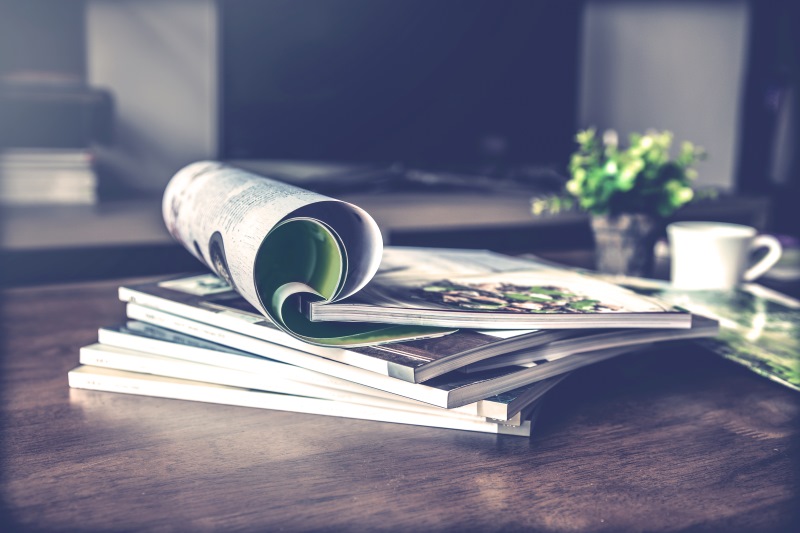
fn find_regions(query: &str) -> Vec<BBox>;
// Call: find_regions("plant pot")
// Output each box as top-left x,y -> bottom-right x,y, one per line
590,213 -> 661,277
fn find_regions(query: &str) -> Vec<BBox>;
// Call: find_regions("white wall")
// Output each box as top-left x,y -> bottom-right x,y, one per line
87,0 -> 217,194
580,0 -> 750,192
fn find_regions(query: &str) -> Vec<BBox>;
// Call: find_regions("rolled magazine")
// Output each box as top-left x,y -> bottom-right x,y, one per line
162,162 -> 690,349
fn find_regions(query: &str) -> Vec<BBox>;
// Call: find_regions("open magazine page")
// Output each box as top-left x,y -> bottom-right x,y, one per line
610,278 -> 800,392
162,162 -> 447,346
308,247 -> 689,329
560,261 -> 799,391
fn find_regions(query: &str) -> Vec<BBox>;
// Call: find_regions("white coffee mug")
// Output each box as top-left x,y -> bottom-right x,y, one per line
667,221 -> 782,290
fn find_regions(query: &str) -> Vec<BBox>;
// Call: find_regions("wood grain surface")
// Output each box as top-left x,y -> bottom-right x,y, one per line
1,277 -> 798,532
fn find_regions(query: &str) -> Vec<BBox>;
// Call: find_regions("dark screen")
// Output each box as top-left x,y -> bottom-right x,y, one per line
220,0 -> 582,170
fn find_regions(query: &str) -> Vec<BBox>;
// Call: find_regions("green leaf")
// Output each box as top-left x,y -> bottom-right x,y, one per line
528,287 -> 569,296
569,299 -> 600,310
505,293 -> 552,302
422,285 -> 450,292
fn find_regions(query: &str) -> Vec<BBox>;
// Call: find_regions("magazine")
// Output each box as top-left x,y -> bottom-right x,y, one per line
604,278 -> 800,392
161,162 -> 689,348
462,315 -> 719,372
120,274 -> 581,383
305,253 -> 689,329
79,343 -> 529,425
125,301 -> 643,411
68,366 -> 534,437
95,321 -> 568,422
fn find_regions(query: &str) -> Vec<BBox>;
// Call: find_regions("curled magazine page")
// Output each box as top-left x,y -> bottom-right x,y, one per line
162,161 -> 448,346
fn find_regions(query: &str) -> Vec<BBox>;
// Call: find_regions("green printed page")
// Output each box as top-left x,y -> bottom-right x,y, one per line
624,281 -> 800,391
254,218 -> 450,346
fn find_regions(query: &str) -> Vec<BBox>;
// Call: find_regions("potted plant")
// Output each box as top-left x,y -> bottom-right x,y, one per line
533,128 -> 706,276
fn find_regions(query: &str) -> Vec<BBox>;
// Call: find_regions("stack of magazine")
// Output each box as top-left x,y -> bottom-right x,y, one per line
69,162 -> 720,437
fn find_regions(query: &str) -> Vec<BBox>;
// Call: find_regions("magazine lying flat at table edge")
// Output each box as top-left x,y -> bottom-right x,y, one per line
548,262 -> 800,393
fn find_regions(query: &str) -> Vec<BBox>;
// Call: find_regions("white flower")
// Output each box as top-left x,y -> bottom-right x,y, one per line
602,129 -> 618,147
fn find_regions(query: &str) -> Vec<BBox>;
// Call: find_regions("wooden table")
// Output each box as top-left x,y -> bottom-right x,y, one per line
1,278 -> 798,531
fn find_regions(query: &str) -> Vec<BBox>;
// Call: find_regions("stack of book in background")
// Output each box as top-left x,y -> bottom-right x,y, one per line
69,248 -> 718,438
0,148 -> 97,205
0,79 -> 112,205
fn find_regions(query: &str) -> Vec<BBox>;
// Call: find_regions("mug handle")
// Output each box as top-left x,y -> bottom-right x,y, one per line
743,235 -> 783,281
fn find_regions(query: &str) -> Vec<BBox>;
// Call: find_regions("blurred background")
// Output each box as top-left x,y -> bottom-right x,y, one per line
1,0 -> 798,285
